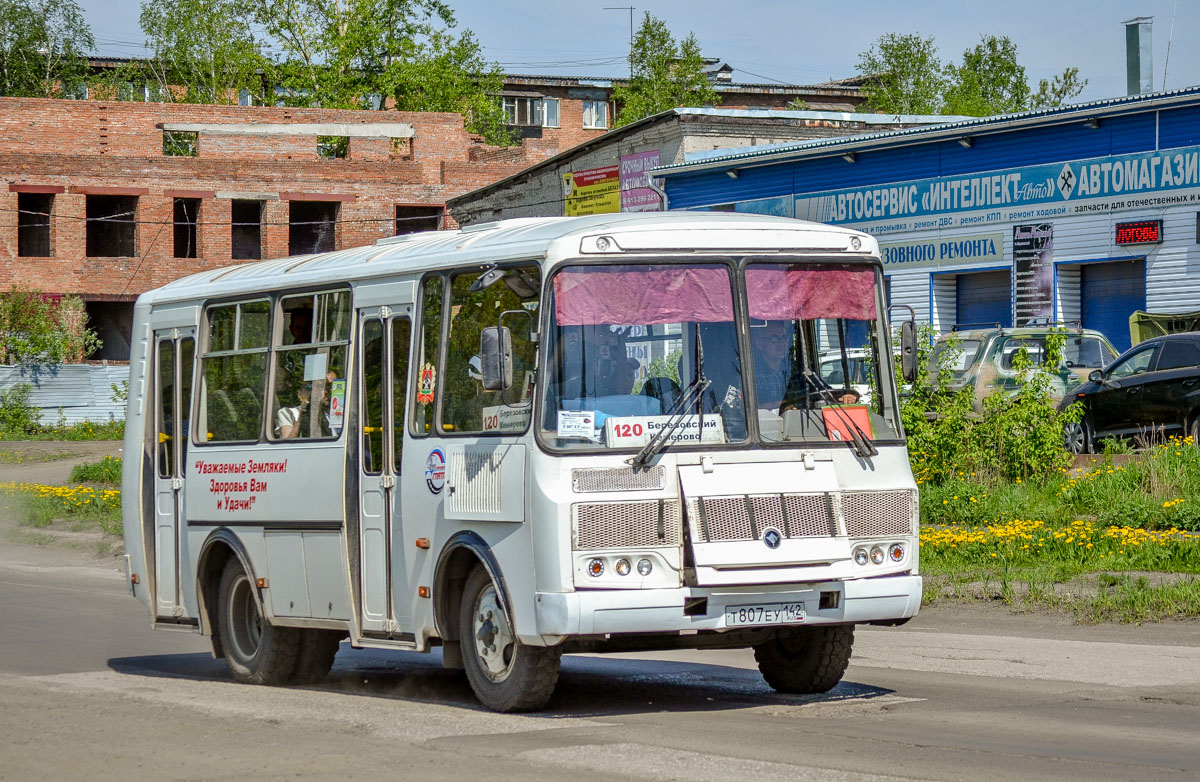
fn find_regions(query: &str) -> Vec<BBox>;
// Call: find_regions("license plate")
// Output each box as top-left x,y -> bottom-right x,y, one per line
724,602 -> 806,627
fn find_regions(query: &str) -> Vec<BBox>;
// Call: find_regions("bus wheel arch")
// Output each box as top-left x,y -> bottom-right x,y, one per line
196,530 -> 257,660
433,531 -> 511,647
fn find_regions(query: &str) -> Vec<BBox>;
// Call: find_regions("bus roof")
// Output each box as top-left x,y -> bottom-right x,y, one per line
138,212 -> 877,307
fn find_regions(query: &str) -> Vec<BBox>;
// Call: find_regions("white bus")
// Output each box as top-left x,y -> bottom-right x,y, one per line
122,212 -> 922,712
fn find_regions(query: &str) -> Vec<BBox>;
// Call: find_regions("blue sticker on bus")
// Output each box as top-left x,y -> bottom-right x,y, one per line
424,448 -> 446,495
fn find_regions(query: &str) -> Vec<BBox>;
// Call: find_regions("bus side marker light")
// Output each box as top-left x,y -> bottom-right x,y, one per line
587,558 -> 604,577
416,538 -> 430,549
418,587 -> 430,598
256,577 -> 269,588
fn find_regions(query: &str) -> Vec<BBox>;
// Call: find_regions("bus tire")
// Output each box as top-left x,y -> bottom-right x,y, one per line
459,566 -> 561,712
291,630 -> 344,685
753,624 -> 854,695
217,559 -> 300,686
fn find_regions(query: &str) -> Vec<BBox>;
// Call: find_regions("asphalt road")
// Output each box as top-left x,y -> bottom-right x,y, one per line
2,541 -> 1199,782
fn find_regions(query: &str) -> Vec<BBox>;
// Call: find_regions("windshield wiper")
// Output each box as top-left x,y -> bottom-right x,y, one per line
630,328 -> 710,469
802,368 -> 877,458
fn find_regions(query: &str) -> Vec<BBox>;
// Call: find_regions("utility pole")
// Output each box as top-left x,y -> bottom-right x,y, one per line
605,6 -> 635,80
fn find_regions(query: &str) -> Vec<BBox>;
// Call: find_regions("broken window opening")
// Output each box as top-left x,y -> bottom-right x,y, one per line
86,195 -> 137,257
17,193 -> 53,257
163,131 -> 198,157
173,198 -> 200,259
317,136 -> 348,159
395,205 -> 443,236
231,199 -> 263,260
289,201 -> 338,255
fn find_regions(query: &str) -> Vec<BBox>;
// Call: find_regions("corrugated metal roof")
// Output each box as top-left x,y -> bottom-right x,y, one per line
653,86 -> 1200,175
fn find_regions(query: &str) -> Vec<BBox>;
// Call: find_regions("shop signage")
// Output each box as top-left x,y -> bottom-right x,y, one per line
1013,224 -> 1054,323
563,165 -> 620,216
794,144 -> 1200,234
620,150 -> 663,212
878,233 -> 1005,270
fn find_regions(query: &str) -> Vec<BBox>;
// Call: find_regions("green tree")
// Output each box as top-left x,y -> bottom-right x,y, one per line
943,35 -> 1029,116
1030,66 -> 1088,109
611,12 -> 718,128
856,32 -> 945,115
0,0 -> 93,98
0,288 -> 101,364
252,0 -> 512,144
135,0 -> 271,105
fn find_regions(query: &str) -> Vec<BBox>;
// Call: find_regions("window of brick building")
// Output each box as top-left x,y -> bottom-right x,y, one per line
173,198 -> 200,258
232,199 -> 263,260
582,100 -> 609,129
542,98 -> 560,128
163,131 -> 198,157
289,201 -> 338,255
317,136 -> 348,159
395,205 -> 443,236
503,96 -> 543,126
17,193 -> 53,257
86,195 -> 137,257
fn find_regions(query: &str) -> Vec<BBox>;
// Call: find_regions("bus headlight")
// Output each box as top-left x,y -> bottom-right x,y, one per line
587,558 -> 605,577
869,546 -> 885,565
637,558 -> 653,576
854,548 -> 869,566
614,558 -> 631,576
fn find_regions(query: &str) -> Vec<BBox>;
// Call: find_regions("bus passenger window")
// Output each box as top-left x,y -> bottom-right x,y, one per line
199,300 -> 270,443
270,290 -> 350,440
442,266 -> 539,435
411,275 -> 443,437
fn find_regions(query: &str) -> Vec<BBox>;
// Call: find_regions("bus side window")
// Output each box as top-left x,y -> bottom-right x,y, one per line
392,318 -> 412,468
200,300 -> 270,443
270,290 -> 350,441
412,274 -> 443,437
442,265 -> 539,435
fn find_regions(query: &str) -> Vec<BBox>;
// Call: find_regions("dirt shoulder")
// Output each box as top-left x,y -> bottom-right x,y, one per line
0,440 -> 124,485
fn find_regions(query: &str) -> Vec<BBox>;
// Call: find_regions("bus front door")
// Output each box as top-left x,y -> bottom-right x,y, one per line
152,329 -> 195,621
356,310 -> 413,639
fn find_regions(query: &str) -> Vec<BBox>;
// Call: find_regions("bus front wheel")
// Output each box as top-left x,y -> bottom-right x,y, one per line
753,624 -> 854,694
459,567 -> 561,712
217,559 -> 300,685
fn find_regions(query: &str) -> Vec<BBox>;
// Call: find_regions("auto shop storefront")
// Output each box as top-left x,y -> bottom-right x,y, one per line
653,89 -> 1200,352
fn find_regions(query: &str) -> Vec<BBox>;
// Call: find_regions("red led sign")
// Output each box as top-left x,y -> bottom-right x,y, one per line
1115,219 -> 1162,245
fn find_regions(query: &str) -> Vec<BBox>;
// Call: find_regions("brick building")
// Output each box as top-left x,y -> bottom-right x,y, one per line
0,97 -> 542,359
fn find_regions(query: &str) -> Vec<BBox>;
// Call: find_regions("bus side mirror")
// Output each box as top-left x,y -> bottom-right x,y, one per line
480,326 -> 513,391
900,320 -> 918,384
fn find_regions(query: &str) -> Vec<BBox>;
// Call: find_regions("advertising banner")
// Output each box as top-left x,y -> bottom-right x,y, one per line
1012,223 -> 1054,324
794,144 -> 1200,234
563,165 -> 620,216
620,150 -> 663,212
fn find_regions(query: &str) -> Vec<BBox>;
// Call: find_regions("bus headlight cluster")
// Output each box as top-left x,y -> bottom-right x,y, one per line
585,556 -> 654,577
853,543 -> 906,567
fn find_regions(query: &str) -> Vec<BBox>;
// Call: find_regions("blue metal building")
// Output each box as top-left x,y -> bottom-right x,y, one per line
653,88 -> 1200,352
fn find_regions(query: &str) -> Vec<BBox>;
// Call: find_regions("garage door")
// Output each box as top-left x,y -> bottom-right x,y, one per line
956,270 -> 1012,329
1081,259 -> 1145,352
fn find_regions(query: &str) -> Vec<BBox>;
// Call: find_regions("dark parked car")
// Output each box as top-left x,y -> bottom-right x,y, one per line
1060,332 -> 1200,453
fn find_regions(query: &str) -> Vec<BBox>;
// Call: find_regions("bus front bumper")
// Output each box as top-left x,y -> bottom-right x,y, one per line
532,573 -> 922,640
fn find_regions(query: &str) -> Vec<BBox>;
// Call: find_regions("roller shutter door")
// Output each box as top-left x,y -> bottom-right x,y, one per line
1081,259 -> 1145,352
955,270 -> 1012,329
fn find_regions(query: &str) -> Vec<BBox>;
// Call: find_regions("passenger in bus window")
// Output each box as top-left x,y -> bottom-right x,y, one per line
276,384 -> 310,439
287,307 -> 313,344
590,327 -> 638,396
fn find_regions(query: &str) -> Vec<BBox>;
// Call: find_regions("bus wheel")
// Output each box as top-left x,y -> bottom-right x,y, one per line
291,630 -> 344,685
459,567 -> 561,712
753,625 -> 854,695
217,560 -> 300,685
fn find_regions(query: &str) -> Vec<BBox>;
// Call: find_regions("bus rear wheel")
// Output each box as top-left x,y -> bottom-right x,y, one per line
753,625 -> 854,694
292,630 -> 344,685
217,559 -> 300,685
459,567 -> 561,712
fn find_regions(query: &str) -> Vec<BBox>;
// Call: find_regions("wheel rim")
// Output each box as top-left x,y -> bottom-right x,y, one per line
1064,422 -> 1085,453
472,583 -> 515,682
227,573 -> 262,662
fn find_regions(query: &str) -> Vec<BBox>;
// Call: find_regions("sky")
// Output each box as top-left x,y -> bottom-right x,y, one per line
77,0 -> 1200,105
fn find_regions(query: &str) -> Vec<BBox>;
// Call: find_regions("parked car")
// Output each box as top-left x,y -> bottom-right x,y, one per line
928,326 -> 1119,411
1060,332 -> 1200,453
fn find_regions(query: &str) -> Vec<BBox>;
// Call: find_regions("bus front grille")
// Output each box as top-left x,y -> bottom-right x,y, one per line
573,499 -> 682,549
684,490 -> 914,543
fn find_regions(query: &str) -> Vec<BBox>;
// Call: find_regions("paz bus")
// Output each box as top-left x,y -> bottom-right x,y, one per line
122,212 -> 922,712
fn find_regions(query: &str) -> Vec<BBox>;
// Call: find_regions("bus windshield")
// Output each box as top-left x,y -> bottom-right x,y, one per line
542,262 -> 748,449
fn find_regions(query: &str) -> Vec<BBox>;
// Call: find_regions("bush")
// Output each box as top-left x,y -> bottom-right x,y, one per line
69,455 -> 122,485
0,287 -> 101,364
0,384 -> 42,437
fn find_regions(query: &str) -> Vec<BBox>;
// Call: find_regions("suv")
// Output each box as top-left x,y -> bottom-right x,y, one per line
1060,332 -> 1200,453
928,326 -> 1119,411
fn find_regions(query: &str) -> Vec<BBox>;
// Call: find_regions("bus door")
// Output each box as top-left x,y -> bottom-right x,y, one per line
152,328 -> 195,620
356,306 -> 413,638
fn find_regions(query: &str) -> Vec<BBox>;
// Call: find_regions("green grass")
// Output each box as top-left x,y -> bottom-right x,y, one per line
0,449 -> 84,464
68,456 -> 122,485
